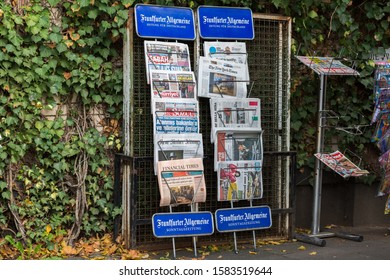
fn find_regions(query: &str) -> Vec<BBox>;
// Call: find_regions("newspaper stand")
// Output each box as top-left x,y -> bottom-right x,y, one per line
295,55 -> 365,246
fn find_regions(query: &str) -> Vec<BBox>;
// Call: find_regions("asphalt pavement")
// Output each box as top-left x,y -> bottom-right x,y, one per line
148,224 -> 390,260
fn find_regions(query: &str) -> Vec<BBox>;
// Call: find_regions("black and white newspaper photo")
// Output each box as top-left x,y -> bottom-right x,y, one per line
153,133 -> 204,174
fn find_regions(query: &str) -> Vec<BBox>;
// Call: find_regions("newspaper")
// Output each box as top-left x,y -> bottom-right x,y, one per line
217,160 -> 263,201
153,133 -> 204,174
144,40 -> 191,84
153,99 -> 199,134
210,97 -> 261,142
157,158 -> 206,207
203,41 -> 249,82
150,69 -> 196,99
295,56 -> 359,76
215,130 -> 263,171
314,150 -> 369,178
197,56 -> 247,99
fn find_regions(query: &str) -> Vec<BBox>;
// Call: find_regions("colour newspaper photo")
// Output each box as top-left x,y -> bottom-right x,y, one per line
157,158 -> 206,206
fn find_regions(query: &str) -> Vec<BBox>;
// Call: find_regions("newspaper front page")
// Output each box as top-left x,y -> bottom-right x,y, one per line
203,41 -> 249,82
144,41 -> 191,84
153,99 -> 199,134
210,97 -> 261,142
157,158 -> 206,207
154,133 -> 204,174
215,130 -> 263,171
217,160 -> 263,201
197,56 -> 247,99
314,150 -> 369,178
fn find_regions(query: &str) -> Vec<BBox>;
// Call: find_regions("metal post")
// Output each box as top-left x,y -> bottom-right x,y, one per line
231,200 -> 238,254
169,205 -> 177,259
311,74 -> 327,235
250,199 -> 257,251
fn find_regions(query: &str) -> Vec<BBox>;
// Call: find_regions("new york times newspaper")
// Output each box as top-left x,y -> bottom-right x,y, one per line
203,41 -> 249,83
209,97 -> 262,143
217,160 -> 263,201
197,56 -> 247,99
157,158 -> 206,207
153,133 -> 204,175
144,40 -> 191,84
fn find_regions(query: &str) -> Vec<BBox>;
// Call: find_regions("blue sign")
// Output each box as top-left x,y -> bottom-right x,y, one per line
215,206 -> 272,232
135,4 -> 196,40
197,6 -> 254,40
152,212 -> 214,238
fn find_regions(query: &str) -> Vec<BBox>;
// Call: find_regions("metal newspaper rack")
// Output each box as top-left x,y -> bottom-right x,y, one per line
295,55 -> 364,246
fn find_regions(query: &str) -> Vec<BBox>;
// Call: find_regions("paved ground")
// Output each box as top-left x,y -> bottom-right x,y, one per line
147,224 -> 390,260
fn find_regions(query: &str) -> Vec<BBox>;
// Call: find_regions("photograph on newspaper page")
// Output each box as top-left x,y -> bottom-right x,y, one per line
153,133 -> 204,174
217,160 -> 263,201
210,97 -> 261,142
150,70 -> 196,112
197,56 -> 247,99
203,41 -> 249,82
215,130 -> 263,171
144,40 -> 191,84
314,150 -> 369,178
157,158 -> 206,207
153,99 -> 199,134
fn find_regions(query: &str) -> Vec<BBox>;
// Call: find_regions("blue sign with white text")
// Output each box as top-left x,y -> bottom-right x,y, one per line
197,6 -> 254,40
135,4 -> 196,40
215,206 -> 272,232
152,212 -> 214,238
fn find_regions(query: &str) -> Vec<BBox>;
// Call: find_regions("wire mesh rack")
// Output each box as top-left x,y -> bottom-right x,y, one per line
117,12 -> 293,249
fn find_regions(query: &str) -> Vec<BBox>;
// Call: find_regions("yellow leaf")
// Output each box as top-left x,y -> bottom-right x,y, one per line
65,41 -> 74,48
249,251 -> 257,255
61,245 -> 78,255
309,251 -> 317,256
45,225 -> 52,234
298,245 -> 306,250
281,249 -> 287,253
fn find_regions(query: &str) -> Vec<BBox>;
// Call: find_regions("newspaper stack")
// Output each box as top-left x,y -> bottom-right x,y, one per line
145,41 -> 205,189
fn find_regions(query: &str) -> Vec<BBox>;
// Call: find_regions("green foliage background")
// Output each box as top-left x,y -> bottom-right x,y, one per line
0,0 -> 389,248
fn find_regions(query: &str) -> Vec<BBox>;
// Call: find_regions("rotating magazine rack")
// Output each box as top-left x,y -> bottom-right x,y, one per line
295,54 -> 365,246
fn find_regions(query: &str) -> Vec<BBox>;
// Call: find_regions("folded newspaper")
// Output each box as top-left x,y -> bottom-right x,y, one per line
215,130 -> 263,171
203,41 -> 249,83
314,150 -> 369,178
209,97 -> 262,142
157,158 -> 206,207
217,160 -> 263,201
197,56 -> 247,99
150,70 -> 196,103
153,99 -> 199,134
144,40 -> 191,84
153,133 -> 204,175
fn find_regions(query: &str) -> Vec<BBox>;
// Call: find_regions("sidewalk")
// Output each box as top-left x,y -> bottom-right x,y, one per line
147,224 -> 390,260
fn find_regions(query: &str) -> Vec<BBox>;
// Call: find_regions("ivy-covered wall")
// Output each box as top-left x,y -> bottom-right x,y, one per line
0,0 -> 389,247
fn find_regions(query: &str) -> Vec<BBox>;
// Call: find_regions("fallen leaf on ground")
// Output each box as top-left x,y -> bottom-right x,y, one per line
298,245 -> 306,250
309,251 -> 317,255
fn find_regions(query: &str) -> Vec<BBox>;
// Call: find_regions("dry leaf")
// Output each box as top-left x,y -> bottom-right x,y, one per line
249,251 -> 257,255
61,245 -> 78,255
281,249 -> 287,253
309,251 -> 317,255
298,245 -> 306,250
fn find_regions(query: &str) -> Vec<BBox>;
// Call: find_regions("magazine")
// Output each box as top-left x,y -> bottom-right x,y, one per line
215,130 -> 263,171
295,56 -> 359,76
150,69 -> 196,99
203,41 -> 249,82
197,56 -> 247,99
314,150 -> 369,178
210,97 -> 262,142
153,133 -> 204,174
217,160 -> 263,201
144,41 -> 191,84
157,158 -> 206,207
153,99 -> 199,134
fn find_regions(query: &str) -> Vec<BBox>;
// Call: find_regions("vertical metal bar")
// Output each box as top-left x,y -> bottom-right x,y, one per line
113,154 -> 121,242
170,205 -> 176,259
312,74 -> 327,235
250,199 -> 257,251
231,200 -> 238,254
191,204 -> 198,258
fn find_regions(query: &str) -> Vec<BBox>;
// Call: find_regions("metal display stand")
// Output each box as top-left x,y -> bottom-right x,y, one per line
295,56 -> 364,246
